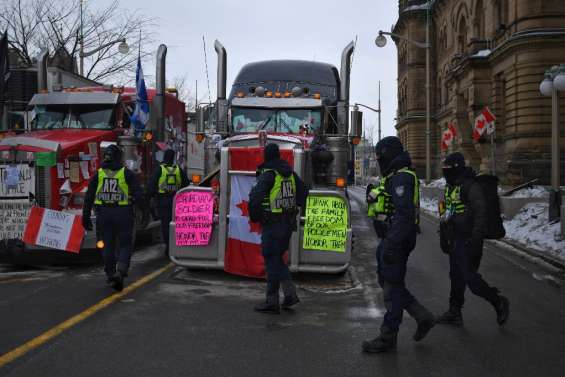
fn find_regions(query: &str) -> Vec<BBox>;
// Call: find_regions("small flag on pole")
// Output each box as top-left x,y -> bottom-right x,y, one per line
130,56 -> 149,134
473,106 -> 496,141
441,122 -> 457,151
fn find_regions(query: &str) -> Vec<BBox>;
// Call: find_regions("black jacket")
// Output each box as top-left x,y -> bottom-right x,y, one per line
248,158 -> 308,224
382,151 -> 418,252
146,163 -> 190,201
446,167 -> 487,241
83,159 -> 144,218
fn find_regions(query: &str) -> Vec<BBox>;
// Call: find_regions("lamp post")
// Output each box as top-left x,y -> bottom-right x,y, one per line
79,0 -> 129,77
539,64 -> 564,223
376,14 -> 431,183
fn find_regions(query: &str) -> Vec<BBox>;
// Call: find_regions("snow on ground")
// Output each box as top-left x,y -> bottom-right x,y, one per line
505,186 -> 549,198
503,202 -> 564,259
421,197 -> 439,216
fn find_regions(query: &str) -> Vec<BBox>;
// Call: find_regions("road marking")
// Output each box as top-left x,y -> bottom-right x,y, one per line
0,262 -> 174,369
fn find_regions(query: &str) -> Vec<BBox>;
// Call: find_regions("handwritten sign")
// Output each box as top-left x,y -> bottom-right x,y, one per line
175,191 -> 214,246
0,164 -> 34,199
23,207 -> 84,253
303,196 -> 348,252
0,201 -> 32,240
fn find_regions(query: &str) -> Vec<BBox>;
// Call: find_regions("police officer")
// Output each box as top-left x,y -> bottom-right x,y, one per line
363,136 -> 434,353
82,144 -> 143,291
437,152 -> 510,326
249,143 -> 308,314
147,149 -> 190,256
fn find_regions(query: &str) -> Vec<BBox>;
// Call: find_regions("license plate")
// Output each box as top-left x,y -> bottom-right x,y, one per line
0,164 -> 35,200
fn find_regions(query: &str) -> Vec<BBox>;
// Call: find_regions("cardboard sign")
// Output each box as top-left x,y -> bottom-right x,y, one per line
303,196 -> 348,252
23,207 -> 84,253
175,191 -> 214,246
0,201 -> 33,240
0,164 -> 35,199
35,152 -> 56,167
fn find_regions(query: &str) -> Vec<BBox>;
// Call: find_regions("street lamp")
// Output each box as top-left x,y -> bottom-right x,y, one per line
79,0 -> 129,77
376,19 -> 431,183
539,64 -> 564,223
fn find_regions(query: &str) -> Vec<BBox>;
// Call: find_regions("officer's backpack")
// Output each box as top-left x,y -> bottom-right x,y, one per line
474,174 -> 506,239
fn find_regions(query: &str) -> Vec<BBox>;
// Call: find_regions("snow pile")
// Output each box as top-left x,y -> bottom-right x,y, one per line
420,197 -> 439,216
470,49 -> 492,58
424,178 -> 446,189
503,202 -> 564,259
505,186 -> 549,199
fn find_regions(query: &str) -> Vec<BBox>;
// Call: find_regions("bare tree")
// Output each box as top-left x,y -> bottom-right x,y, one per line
169,74 -> 212,112
0,0 -> 156,83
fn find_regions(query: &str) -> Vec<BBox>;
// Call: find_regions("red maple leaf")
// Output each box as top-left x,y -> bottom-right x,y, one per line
236,200 -> 262,234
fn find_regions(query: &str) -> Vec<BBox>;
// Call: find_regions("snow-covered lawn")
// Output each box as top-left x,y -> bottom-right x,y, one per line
503,202 -> 564,259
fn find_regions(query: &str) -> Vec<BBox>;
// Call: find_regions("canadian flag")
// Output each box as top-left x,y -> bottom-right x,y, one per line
224,174 -> 265,278
441,122 -> 457,151
23,207 -> 85,253
473,106 -> 496,141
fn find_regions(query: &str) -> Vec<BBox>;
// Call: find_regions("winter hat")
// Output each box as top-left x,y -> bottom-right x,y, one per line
163,149 -> 175,165
443,152 -> 466,184
264,143 -> 280,162
375,136 -> 404,175
103,144 -> 122,163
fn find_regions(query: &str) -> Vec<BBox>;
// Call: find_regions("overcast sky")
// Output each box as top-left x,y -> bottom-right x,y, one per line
101,0 -> 399,140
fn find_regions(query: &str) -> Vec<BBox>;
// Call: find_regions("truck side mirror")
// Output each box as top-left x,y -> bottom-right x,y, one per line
351,108 -> 363,139
196,107 -> 205,134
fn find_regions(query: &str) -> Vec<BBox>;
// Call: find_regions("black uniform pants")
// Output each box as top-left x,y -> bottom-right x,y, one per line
96,206 -> 134,277
261,222 -> 293,298
449,238 -> 500,310
157,196 -> 173,252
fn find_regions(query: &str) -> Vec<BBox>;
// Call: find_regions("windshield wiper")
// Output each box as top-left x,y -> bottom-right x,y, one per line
257,113 -> 275,131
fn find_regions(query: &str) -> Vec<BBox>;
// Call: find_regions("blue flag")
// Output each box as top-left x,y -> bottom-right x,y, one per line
130,56 -> 149,133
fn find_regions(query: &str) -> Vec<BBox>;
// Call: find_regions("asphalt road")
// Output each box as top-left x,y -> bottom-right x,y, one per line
1,187 -> 565,377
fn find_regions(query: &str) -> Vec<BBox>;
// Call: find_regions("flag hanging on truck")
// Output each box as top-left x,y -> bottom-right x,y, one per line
225,174 -> 265,278
130,56 -> 149,134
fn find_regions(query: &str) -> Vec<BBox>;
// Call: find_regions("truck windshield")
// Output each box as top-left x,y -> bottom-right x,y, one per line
232,108 -> 321,134
32,104 -> 115,130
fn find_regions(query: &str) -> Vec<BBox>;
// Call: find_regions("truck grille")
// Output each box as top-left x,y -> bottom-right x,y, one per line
35,166 -> 50,207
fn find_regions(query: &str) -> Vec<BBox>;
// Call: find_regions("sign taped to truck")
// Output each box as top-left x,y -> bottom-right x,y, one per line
303,196 -> 348,252
0,164 -> 35,199
175,190 -> 214,246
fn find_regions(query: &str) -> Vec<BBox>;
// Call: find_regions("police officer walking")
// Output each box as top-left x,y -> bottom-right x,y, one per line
83,144 -> 143,291
147,149 -> 190,256
437,152 -> 510,326
249,143 -> 308,314
363,136 -> 434,353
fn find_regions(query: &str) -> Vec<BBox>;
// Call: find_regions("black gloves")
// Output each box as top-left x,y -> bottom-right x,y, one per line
372,219 -> 389,239
439,223 -> 450,254
82,216 -> 93,231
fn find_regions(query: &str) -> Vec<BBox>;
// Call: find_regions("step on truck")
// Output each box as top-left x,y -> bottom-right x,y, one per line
172,41 -> 363,276
0,45 -> 186,264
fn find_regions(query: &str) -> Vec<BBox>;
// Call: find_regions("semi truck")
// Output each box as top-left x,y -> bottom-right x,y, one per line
0,45 -> 186,263
173,41 -> 363,276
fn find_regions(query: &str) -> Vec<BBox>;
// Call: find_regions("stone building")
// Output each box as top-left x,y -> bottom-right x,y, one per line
394,0 -> 565,185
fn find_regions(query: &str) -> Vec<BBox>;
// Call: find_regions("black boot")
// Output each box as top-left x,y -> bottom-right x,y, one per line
495,296 -> 510,325
111,272 -> 124,292
254,295 -> 280,314
405,300 -> 435,341
436,306 -> 463,326
281,280 -> 300,309
362,327 -> 397,353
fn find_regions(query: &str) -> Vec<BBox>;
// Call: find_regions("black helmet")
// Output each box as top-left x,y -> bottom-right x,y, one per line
103,144 -> 122,163
163,149 -> 175,165
375,136 -> 404,175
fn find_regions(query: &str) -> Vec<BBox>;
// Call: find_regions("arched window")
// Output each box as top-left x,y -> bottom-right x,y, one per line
473,0 -> 485,39
457,17 -> 468,53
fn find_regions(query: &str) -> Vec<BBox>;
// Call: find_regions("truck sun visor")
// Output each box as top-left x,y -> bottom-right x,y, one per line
29,92 -> 120,106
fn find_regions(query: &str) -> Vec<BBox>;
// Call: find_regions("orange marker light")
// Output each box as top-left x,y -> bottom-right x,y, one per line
144,131 -> 154,141
313,93 -> 321,99
265,91 -> 273,98
336,178 -> 346,188
351,136 -> 361,145
284,92 -> 291,98
192,175 -> 202,184
96,240 -> 105,249
195,133 -> 205,143
236,91 -> 245,98
274,92 -> 282,98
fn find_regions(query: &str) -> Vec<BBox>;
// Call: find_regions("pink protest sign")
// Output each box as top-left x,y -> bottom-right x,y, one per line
175,191 -> 214,246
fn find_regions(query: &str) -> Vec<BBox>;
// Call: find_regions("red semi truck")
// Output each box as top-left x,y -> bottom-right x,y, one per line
0,46 -> 186,263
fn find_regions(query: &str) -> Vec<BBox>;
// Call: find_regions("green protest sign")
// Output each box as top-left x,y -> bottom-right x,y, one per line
303,196 -> 348,252
35,152 -> 56,167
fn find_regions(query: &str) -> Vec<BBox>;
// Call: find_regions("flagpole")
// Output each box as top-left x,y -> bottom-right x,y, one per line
490,128 -> 496,175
